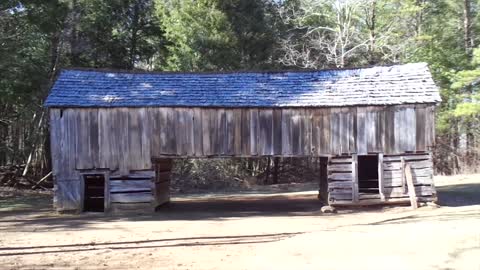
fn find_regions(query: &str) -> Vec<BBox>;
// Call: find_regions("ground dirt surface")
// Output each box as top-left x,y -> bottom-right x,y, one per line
0,175 -> 479,270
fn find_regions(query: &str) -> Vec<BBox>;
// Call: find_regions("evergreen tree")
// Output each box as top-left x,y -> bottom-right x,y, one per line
156,0 -> 239,71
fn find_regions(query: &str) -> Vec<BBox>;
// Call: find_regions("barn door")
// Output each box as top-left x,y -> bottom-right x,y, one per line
152,158 -> 173,208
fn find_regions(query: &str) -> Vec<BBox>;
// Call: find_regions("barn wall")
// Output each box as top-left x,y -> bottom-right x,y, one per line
49,104 -> 435,211
327,153 -> 436,206
50,104 -> 436,174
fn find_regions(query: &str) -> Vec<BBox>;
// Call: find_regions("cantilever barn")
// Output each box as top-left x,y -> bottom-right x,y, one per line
44,63 -> 441,213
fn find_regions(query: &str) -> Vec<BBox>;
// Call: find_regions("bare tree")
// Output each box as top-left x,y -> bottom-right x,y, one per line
278,0 -> 370,68
277,0 -> 413,69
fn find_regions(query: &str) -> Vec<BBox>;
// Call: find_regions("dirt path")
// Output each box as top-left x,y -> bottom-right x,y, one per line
0,175 -> 479,270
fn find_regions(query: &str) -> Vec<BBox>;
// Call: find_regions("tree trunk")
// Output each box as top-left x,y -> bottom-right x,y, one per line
264,157 -> 271,185
366,0 -> 377,64
272,157 -> 280,184
415,0 -> 425,36
463,0 -> 476,169
70,0 -> 81,66
128,1 -> 140,70
463,0 -> 474,58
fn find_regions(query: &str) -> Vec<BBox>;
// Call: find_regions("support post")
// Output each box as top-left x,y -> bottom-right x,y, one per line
378,153 -> 385,201
352,154 -> 359,203
318,157 -> 329,204
152,158 -> 173,208
404,163 -> 418,209
401,157 -> 406,194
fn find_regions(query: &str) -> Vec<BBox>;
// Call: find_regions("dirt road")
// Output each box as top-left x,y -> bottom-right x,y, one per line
0,175 -> 479,270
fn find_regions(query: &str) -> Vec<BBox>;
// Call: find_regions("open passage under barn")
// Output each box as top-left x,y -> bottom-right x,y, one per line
44,62 -> 441,213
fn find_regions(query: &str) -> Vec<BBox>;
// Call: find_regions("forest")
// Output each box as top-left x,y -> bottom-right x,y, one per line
0,0 -> 479,189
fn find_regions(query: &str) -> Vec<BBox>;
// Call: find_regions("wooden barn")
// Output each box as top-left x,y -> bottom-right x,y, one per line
44,63 -> 441,213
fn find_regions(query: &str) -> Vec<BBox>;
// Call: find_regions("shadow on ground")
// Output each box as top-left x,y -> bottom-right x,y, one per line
0,193 -> 328,232
0,232 -> 302,257
1,179 -> 480,232
436,182 -> 480,207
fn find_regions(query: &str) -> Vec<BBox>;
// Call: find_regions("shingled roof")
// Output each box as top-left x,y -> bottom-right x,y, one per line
44,62 -> 440,108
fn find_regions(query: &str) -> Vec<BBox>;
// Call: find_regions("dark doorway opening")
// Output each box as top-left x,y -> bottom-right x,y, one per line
358,155 -> 379,195
83,174 -> 105,212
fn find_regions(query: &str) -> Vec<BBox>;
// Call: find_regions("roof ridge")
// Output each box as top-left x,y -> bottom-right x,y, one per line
59,62 -> 428,76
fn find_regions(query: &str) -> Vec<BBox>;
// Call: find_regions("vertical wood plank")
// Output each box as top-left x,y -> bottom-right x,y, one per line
217,108 -> 227,155
241,109 -> 251,156
119,108 -> 130,175
425,106 -> 435,148
377,109 -> 385,153
311,109 -> 321,156
291,112 -> 300,155
352,153 -> 359,203
148,108 -> 161,158
250,108 -> 259,156
67,110 -> 78,178
394,107 -> 404,154
356,107 -> 366,155
193,108 -> 203,156
104,171 -> 111,212
233,109 -> 242,155
259,109 -> 273,156
128,109 -> 147,170
140,108 -> 151,169
89,109 -> 100,168
75,110 -> 93,169
202,109 -> 212,156
405,107 -> 416,152
273,109 -> 282,155
348,107 -> 356,154
405,164 -> 418,209
185,108 -> 195,156
225,109 -> 235,155
378,153 -> 385,201
330,109 -> 340,155
174,108 -> 186,155
49,109 -> 61,177
166,108 -> 176,154
104,109 -> 120,171
401,157 -> 406,194
281,109 -> 292,155
158,108 -> 168,155
430,107 -> 436,147
320,109 -> 331,155
303,109 -> 312,155
339,109 -> 347,154
415,106 -> 426,152
366,109 -> 377,153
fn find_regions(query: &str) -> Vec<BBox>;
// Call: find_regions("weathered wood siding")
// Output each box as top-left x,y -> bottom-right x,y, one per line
327,156 -> 354,203
382,153 -> 435,199
327,153 -> 436,205
49,104 -> 435,211
50,104 -> 435,174
109,171 -> 155,213
152,158 -> 173,208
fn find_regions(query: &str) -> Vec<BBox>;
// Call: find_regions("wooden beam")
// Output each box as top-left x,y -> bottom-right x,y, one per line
404,163 -> 418,209
104,171 -> 111,212
352,154 -> 359,203
401,157 -> 406,194
330,197 -> 433,207
378,153 -> 385,201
